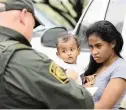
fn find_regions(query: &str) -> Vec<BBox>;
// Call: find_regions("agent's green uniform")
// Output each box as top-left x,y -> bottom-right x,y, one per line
0,27 -> 94,109
0,0 -> 94,109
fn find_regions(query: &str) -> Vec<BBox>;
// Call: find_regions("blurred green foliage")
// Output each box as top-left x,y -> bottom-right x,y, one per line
34,0 -> 89,30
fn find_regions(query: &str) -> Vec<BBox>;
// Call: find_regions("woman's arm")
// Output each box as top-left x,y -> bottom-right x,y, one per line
95,78 -> 126,109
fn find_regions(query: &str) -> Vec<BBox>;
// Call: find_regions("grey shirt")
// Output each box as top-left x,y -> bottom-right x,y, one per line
93,58 -> 126,109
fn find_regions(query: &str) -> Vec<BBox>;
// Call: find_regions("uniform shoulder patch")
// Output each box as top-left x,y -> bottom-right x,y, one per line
49,62 -> 69,84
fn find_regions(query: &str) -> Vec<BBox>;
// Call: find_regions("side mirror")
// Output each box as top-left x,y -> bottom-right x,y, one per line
41,27 -> 68,47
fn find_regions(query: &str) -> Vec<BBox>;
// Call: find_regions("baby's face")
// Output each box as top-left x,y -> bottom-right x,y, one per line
57,39 -> 80,64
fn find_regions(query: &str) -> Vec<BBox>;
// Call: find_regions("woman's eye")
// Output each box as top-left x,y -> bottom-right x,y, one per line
89,45 -> 93,49
96,45 -> 102,49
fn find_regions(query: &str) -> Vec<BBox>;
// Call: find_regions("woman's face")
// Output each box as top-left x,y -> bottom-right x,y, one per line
88,34 -> 115,63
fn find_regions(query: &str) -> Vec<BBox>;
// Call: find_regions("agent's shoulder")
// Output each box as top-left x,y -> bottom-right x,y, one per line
12,45 -> 52,63
33,49 -> 52,62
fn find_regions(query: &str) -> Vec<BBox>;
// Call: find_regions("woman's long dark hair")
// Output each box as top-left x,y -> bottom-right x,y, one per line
84,20 -> 124,76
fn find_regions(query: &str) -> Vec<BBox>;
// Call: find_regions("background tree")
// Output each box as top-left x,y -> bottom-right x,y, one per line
33,0 -> 88,29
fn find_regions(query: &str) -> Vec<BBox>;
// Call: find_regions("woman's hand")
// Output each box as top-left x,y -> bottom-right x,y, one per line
83,74 -> 96,87
85,74 -> 96,83
83,79 -> 95,87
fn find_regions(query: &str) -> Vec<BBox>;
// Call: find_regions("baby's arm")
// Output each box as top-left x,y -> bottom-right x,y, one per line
66,69 -> 79,84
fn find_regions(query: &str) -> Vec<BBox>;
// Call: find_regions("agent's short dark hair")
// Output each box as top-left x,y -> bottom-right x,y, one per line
84,20 -> 124,77
56,33 -> 80,49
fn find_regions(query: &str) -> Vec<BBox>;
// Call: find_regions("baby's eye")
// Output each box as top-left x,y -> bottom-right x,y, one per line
62,50 -> 66,53
71,48 -> 73,51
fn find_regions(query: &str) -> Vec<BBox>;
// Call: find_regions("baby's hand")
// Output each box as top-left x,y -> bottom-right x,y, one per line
66,69 -> 78,84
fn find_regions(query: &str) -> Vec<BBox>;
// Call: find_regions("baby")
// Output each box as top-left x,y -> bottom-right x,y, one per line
56,34 -> 84,85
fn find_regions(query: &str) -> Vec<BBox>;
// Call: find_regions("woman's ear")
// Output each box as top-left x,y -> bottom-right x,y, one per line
20,9 -> 28,26
111,40 -> 116,48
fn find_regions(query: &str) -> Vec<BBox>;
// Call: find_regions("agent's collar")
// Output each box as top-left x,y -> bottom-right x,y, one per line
0,26 -> 32,47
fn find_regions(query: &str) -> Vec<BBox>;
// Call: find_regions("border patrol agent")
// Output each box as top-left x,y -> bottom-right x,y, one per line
0,0 -> 94,109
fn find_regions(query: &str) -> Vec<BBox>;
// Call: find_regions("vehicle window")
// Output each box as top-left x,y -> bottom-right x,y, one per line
77,0 -> 109,50
105,0 -> 126,33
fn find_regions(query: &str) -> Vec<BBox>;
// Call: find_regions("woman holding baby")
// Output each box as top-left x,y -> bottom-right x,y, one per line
68,20 -> 126,109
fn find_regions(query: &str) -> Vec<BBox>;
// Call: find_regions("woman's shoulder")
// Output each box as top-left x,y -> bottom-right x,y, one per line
110,58 -> 126,68
118,58 -> 126,63
110,58 -> 126,79
115,58 -> 126,69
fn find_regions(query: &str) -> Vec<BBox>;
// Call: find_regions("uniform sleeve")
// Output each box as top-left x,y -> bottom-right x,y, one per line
110,65 -> 126,80
6,50 -> 94,109
35,61 -> 94,109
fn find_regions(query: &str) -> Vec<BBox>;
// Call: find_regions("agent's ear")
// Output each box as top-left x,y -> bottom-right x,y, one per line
20,9 -> 28,26
111,40 -> 116,48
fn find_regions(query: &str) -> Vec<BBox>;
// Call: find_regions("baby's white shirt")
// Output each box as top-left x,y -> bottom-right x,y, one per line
55,59 -> 84,85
